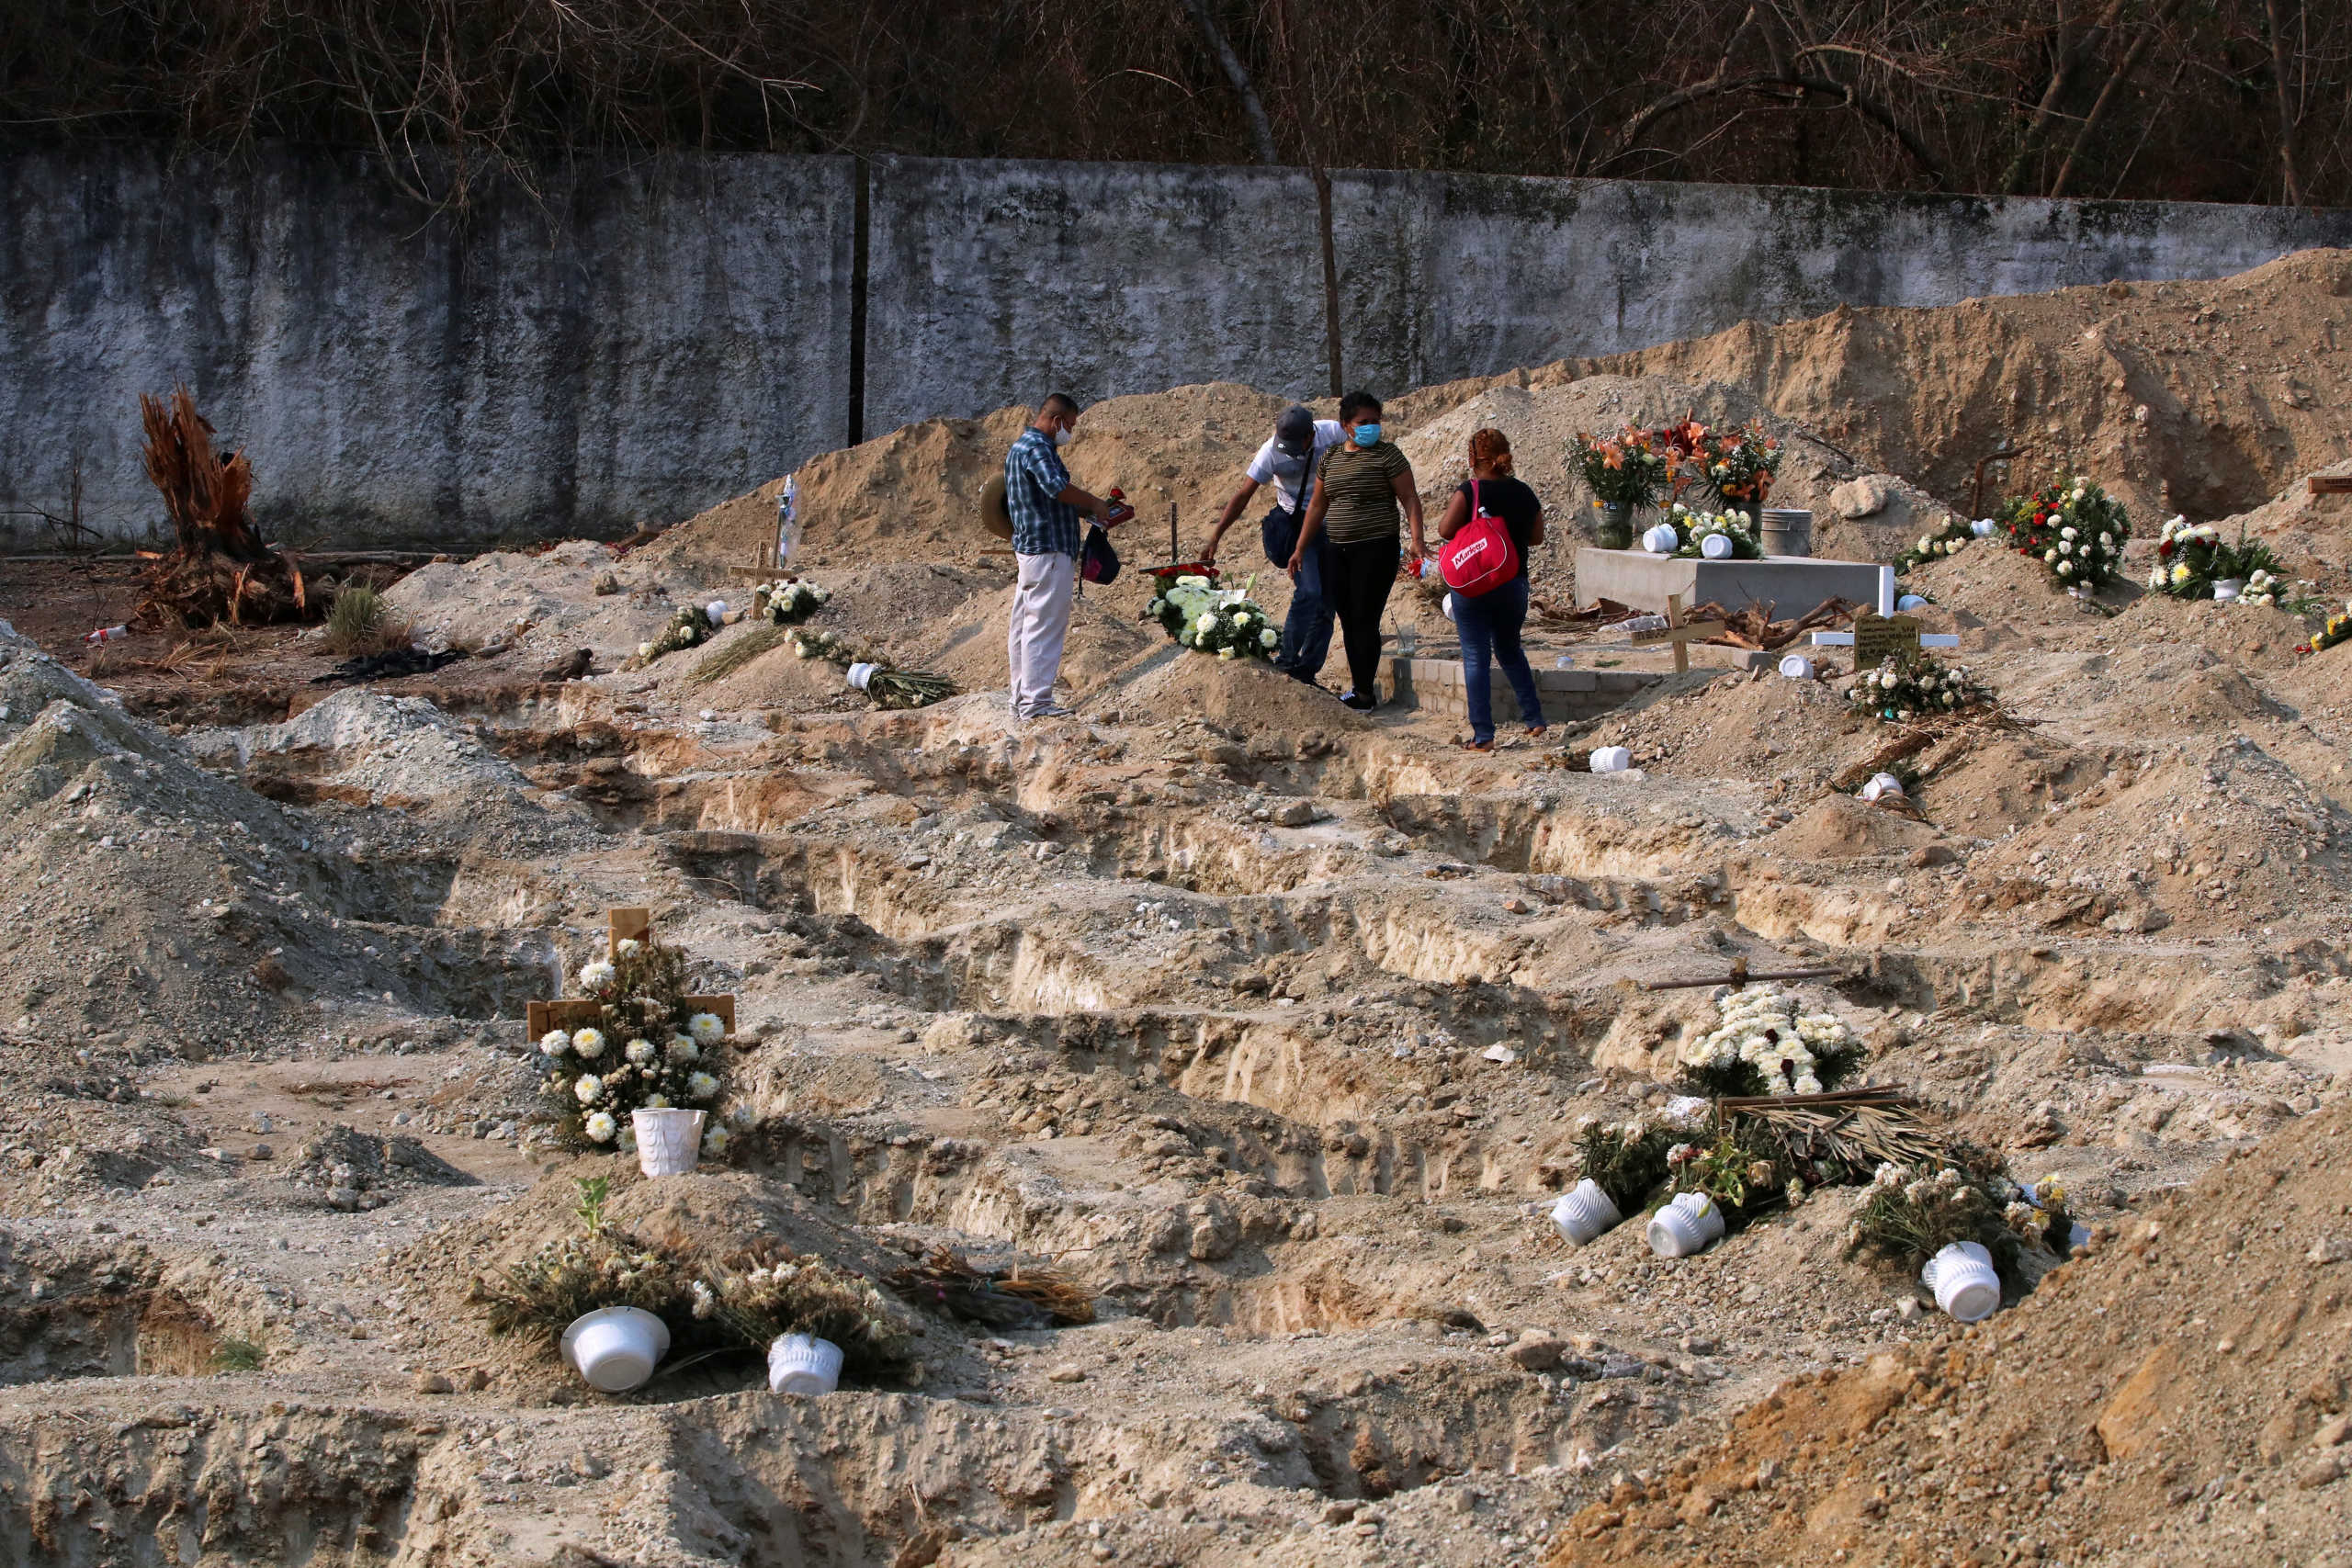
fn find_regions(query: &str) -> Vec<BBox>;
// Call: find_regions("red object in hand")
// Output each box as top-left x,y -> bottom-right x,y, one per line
1102,487 -> 1135,527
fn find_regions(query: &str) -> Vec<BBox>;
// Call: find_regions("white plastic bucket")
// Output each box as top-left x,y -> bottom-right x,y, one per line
768,1333 -> 845,1395
1896,593 -> 1928,612
1551,1179 -> 1623,1247
845,661 -> 877,692
1921,1241 -> 2001,1323
2211,579 -> 2244,604
1646,1192 -> 1725,1258
705,600 -> 729,624
1589,746 -> 1633,773
1777,654 -> 1815,680
1860,773 -> 1906,802
1699,533 -> 1733,560
1970,518 -> 1996,537
633,1108 -> 707,1178
563,1306 -> 671,1393
1641,524 -> 1680,555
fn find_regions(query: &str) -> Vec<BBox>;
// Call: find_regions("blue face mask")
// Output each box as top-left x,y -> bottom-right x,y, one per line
1352,423 -> 1382,446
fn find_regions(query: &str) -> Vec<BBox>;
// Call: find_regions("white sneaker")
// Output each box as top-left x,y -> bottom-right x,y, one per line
1026,701 -> 1080,719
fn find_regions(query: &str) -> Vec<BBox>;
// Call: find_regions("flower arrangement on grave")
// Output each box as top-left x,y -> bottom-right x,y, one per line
1997,473 -> 2130,595
786,626 -> 956,708
2300,603 -> 2352,657
1842,1156 -> 2031,1279
1661,504 -> 1764,560
1668,1122 -> 1792,1213
1571,425 -> 1677,509
638,604 -> 718,663
2144,516 -> 2303,607
537,939 -> 728,1150
1570,1116 -> 1678,1215
1148,573 -> 1279,660
1688,418 -> 1783,509
690,1243 -> 918,1375
1674,984 -> 1863,1099
755,578 -> 831,625
1895,516 -> 1978,574
1844,649 -> 1992,725
472,1179 -> 918,1377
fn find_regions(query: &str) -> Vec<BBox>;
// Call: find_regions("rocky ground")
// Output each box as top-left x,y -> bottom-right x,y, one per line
3,256 -> 2351,1568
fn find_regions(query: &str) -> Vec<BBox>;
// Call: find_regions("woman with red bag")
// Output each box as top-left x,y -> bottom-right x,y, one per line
1435,428 -> 1547,751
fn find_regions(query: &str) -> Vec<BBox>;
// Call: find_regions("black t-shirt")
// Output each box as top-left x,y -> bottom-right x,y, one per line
1454,476 -> 1543,569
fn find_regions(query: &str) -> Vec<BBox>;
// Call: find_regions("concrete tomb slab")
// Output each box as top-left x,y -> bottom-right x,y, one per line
1575,548 -> 1883,621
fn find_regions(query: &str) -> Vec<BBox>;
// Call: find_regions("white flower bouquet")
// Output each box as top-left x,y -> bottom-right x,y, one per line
1675,984 -> 1863,1099
1843,649 -> 1992,726
637,603 -> 719,664
787,626 -> 956,708
2146,516 -> 2298,605
1894,517 -> 1980,574
1146,570 -> 1278,660
1661,504 -> 1763,560
537,940 -> 728,1149
755,578 -> 831,626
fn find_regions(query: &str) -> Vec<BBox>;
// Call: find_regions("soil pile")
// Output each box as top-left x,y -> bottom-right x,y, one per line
1549,1100 -> 2352,1568
1572,247 -> 2352,528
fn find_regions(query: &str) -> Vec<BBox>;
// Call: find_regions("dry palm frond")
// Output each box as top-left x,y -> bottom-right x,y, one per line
688,622 -> 785,683
887,1247 -> 1094,1328
1721,1088 -> 1947,1171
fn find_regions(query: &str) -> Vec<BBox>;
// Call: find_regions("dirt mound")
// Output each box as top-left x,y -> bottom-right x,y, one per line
1573,247 -> 2352,527
286,1124 -> 476,1211
1767,794 -> 1943,861
1086,643 -> 1373,736
1583,666 -> 1865,793
1550,1099 -> 2352,1568
1903,540 -> 2110,644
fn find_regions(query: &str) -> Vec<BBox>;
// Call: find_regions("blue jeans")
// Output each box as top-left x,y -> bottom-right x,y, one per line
1453,575 -> 1544,743
1277,536 -> 1335,681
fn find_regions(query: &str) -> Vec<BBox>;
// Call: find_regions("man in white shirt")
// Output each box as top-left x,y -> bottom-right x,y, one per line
1203,405 -> 1346,683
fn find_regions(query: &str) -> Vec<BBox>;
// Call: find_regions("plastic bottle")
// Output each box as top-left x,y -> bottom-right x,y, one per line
85,624 -> 130,643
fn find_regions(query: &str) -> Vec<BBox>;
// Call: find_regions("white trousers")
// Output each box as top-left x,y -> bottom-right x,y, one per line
1007,550 -> 1078,715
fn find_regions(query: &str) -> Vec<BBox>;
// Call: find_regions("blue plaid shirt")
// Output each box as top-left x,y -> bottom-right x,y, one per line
1005,427 -> 1084,559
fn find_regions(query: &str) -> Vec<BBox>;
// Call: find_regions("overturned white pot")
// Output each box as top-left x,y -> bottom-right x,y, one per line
1896,593 -> 1928,612
1589,746 -> 1633,774
633,1108 -> 707,1179
1641,524 -> 1680,555
845,660 -> 877,692
1551,1179 -> 1623,1247
1777,654 -> 1815,680
1921,1241 -> 2002,1323
1699,532 -> 1734,560
2211,579 -> 2244,604
563,1306 -> 672,1393
1860,773 -> 1906,802
768,1333 -> 846,1396
1646,1192 -> 1726,1258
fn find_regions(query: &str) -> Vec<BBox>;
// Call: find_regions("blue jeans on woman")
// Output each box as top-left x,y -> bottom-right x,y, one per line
1453,574 -> 1544,744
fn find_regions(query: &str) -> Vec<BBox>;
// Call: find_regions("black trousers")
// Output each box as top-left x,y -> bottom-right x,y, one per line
1324,536 -> 1400,701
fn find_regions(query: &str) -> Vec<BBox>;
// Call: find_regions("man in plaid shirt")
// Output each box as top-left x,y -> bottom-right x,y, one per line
1004,393 -> 1114,719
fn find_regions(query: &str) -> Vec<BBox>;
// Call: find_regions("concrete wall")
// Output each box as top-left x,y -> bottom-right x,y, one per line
0,147 -> 855,548
861,155 -> 1330,433
6,146 -> 2352,547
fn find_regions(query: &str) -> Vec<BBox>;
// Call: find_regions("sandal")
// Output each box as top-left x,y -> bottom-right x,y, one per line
1457,736 -> 1495,752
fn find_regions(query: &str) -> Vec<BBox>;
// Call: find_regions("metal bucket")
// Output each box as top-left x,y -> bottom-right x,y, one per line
1759,508 -> 1814,558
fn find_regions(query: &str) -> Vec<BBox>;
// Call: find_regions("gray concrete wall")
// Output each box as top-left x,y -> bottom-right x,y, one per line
860,155 -> 1330,433
6,147 -> 2351,547
0,147 -> 854,548
1330,171 -> 2352,394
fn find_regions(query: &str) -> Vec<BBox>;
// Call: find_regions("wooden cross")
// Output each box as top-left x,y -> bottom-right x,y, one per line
526,908 -> 737,1041
1642,954 -> 1848,992
727,540 -> 782,580
1629,592 -> 1726,674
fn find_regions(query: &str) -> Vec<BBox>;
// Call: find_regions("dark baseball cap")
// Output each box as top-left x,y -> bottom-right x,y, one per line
1273,405 -> 1316,456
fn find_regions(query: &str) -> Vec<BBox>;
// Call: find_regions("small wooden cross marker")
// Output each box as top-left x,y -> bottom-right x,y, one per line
526,908 -> 737,1041
1629,592 -> 1726,673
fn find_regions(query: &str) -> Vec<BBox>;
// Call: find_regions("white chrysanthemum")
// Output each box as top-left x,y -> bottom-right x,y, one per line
1260,628 -> 1278,647
1194,613 -> 1217,634
616,938 -> 642,958
572,1028 -> 606,1057
626,1037 -> 655,1064
2057,560 -> 2074,577
1147,598 -> 1165,615
688,1012 -> 725,1044
579,960 -> 616,991
1872,1162 -> 1904,1189
2171,563 -> 2190,584
584,1111 -> 617,1143
643,1094 -> 670,1109
574,1074 -> 604,1104
668,1035 -> 699,1062
2060,526 -> 2076,541
702,1126 -> 731,1157
687,1070 -> 720,1100
691,1280 -> 718,1318
540,1029 -> 571,1055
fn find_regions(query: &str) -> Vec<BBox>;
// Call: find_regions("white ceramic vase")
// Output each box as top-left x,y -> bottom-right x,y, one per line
1646,1192 -> 1725,1258
2211,579 -> 2243,604
1777,654 -> 1815,680
1921,1241 -> 2002,1323
563,1306 -> 671,1393
768,1333 -> 846,1395
1589,746 -> 1633,773
1551,1179 -> 1623,1247
633,1108 -> 707,1178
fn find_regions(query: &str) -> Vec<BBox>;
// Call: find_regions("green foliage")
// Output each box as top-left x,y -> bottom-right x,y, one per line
1995,473 -> 2131,593
323,585 -> 404,655
1843,1147 -> 2028,1280
573,1174 -> 612,1234
697,1247 -> 918,1375
1570,427 -> 1674,509
209,1337 -> 266,1372
1843,649 -> 1993,726
1573,1119 -> 1676,1214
